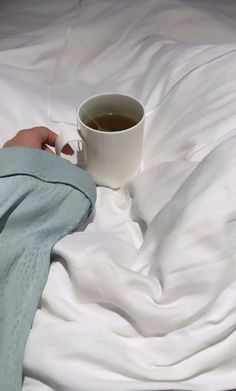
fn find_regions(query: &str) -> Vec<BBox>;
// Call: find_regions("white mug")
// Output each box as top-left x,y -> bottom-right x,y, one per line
55,93 -> 145,189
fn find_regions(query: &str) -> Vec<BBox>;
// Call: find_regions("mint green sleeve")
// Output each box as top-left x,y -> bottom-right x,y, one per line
0,147 -> 96,391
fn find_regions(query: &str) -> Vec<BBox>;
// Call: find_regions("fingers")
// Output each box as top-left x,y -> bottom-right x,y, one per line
30,127 -> 74,155
42,144 -> 54,154
62,144 -> 74,155
3,127 -> 75,156
33,127 -> 57,147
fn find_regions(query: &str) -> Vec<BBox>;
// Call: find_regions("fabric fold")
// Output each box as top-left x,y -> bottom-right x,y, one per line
0,147 -> 96,206
0,147 -> 96,391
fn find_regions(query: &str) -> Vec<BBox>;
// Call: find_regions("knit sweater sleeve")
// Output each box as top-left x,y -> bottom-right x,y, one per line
0,147 -> 96,391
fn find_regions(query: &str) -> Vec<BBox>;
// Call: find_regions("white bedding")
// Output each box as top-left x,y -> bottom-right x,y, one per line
1,1 -> 236,390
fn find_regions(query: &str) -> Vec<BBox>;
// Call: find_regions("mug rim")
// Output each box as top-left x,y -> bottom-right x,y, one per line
77,92 -> 145,135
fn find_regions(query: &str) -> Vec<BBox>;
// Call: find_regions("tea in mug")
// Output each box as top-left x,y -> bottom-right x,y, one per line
86,113 -> 137,132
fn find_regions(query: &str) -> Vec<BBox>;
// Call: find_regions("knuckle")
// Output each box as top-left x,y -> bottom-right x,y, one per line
17,129 -> 28,136
34,126 -> 48,132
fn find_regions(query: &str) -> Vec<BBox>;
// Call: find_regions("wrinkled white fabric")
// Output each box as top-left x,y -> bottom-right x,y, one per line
49,0 -> 236,126
0,0 -> 80,143
1,1 -> 236,390
24,137 -> 236,391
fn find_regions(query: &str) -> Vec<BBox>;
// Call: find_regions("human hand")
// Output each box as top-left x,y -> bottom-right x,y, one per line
3,126 -> 73,155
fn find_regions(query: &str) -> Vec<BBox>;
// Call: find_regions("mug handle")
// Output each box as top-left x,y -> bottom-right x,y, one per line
55,128 -> 84,156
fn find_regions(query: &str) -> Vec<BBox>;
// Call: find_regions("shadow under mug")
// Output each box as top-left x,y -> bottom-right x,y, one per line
55,93 -> 145,189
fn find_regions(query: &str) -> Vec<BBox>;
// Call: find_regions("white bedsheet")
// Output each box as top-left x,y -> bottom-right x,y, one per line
1,1 -> 236,390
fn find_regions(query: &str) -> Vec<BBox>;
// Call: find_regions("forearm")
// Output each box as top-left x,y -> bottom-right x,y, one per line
0,147 -> 96,390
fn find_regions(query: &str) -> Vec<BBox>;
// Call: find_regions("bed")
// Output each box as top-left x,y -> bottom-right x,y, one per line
0,0 -> 236,390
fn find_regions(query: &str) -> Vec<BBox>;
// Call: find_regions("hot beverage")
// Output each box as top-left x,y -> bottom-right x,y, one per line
86,113 -> 137,132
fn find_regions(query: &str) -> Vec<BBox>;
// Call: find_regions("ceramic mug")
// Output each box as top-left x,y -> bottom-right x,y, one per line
55,93 -> 145,189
